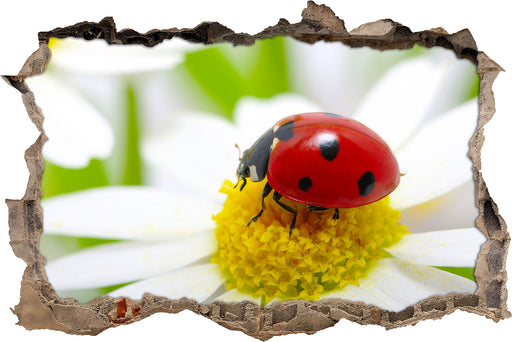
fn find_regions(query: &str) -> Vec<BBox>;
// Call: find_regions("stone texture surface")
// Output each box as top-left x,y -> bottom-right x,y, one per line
3,1 -> 509,340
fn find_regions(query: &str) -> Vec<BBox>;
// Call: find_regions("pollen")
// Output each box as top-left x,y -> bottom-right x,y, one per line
211,179 -> 408,305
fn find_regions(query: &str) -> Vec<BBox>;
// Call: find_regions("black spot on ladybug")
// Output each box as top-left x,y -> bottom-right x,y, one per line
358,171 -> 375,197
275,120 -> 294,141
318,135 -> 339,161
298,176 -> 313,192
324,113 -> 344,118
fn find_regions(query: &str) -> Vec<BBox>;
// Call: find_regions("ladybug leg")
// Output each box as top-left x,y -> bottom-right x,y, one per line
307,205 -> 339,221
247,182 -> 273,227
272,192 -> 298,236
332,208 -> 340,220
307,205 -> 329,212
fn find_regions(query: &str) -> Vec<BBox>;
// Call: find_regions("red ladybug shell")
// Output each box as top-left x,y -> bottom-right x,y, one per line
266,113 -> 400,208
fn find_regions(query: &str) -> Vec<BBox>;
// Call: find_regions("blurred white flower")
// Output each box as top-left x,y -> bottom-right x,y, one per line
25,37 -> 196,168
26,74 -> 114,168
47,37 -> 197,75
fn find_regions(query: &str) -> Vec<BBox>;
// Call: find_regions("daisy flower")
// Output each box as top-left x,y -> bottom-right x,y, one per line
41,46 -> 485,311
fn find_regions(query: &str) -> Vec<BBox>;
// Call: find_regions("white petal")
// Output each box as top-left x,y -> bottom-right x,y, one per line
386,228 -> 486,267
142,112 -> 238,201
354,57 -> 450,151
390,99 -> 478,210
421,47 -> 478,118
399,181 -> 478,233
214,288 -> 261,305
26,75 -> 114,168
287,41 -> 352,113
233,93 -> 324,149
360,259 -> 476,311
288,40 -> 411,115
49,37 -> 195,75
321,258 -> 477,311
320,283 -> 398,310
45,231 -> 216,290
108,263 -> 225,301
42,186 -> 220,240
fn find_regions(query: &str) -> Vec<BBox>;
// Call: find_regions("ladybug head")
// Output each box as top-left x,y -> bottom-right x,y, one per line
235,149 -> 250,190
234,127 -> 274,191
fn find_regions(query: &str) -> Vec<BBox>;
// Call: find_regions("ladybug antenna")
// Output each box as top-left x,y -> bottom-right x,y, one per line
400,171 -> 407,177
234,176 -> 240,189
235,143 -> 242,161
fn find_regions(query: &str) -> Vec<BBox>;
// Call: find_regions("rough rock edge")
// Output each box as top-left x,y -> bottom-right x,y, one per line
3,1 -> 509,340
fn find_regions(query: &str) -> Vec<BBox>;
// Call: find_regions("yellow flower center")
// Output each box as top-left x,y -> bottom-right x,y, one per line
211,179 -> 408,305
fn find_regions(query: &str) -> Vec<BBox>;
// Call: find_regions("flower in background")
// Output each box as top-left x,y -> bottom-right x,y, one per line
38,37 -> 484,311
27,37 -> 199,197
26,37 -> 195,166
46,38 -> 194,75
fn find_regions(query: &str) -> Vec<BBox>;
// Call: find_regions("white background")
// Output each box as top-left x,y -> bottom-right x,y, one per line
0,0 -> 511,341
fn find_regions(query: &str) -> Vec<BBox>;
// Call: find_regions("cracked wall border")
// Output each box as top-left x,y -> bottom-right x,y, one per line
2,1 -> 509,340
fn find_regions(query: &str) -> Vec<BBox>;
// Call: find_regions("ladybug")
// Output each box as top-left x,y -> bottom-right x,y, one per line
235,112 -> 400,235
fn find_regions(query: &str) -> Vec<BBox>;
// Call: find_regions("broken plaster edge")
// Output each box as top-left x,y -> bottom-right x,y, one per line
4,1 -> 509,340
